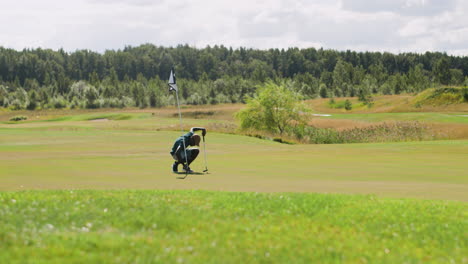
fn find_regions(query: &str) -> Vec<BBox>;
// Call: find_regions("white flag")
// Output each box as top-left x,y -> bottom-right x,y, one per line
168,68 -> 178,92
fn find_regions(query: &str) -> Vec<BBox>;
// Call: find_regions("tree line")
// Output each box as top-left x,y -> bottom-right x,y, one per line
0,44 -> 467,110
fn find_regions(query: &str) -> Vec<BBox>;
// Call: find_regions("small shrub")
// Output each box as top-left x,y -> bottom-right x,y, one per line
328,100 -> 346,109
9,115 -> 28,121
462,87 -> 468,102
344,99 -> 352,110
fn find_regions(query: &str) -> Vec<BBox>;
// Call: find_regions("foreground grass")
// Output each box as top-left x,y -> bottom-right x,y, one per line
1,190 -> 466,263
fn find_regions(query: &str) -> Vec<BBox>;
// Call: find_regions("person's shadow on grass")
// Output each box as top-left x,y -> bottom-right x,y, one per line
174,172 -> 205,175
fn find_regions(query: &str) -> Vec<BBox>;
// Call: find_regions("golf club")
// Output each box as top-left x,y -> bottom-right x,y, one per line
202,135 -> 209,173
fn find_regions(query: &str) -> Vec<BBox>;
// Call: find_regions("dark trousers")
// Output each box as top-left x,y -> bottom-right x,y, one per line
176,149 -> 199,166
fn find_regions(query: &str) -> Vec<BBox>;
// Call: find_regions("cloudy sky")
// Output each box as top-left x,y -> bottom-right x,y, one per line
1,0 -> 467,55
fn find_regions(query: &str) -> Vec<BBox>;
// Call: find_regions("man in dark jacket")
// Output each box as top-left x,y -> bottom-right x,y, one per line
170,127 -> 206,173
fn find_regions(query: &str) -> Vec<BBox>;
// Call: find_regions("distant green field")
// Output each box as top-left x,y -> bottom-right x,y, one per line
1,190 -> 466,263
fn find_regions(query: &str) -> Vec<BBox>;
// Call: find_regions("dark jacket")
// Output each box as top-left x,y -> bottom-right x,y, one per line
170,131 -> 193,159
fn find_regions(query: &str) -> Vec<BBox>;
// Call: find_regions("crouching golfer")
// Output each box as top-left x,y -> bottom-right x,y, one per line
170,127 -> 206,173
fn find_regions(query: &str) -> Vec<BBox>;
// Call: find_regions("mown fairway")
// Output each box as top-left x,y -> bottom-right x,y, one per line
1,190 -> 467,263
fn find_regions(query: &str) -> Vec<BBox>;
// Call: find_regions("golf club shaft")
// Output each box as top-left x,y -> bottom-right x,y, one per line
175,90 -> 189,176
203,136 -> 208,172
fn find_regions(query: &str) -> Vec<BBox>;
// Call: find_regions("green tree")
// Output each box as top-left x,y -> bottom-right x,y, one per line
449,69 -> 464,85
249,59 -> 273,82
236,81 -> 309,135
434,57 -> 451,85
27,90 -> 38,110
333,59 -> 352,95
89,71 -> 100,87
368,62 -> 388,86
295,73 -> 319,99
0,85 -> 8,107
358,87 -> 373,107
320,71 -> 333,89
407,64 -> 429,92
85,85 -> 99,109
14,88 -> 28,109
319,84 -> 329,98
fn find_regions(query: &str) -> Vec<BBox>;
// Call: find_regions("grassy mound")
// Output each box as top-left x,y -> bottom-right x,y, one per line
308,90 -> 468,114
1,190 -> 466,263
413,87 -> 468,107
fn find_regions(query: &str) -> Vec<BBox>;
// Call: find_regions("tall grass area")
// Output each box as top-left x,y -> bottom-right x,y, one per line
248,121 -> 438,144
1,190 -> 466,263
293,121 -> 436,144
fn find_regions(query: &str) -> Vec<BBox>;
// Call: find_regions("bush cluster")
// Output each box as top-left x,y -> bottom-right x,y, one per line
9,115 -> 27,121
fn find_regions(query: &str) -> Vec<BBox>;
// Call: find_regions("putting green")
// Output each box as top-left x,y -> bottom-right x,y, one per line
1,124 -> 467,201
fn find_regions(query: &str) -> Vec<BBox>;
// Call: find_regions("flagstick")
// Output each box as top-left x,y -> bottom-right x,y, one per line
175,90 -> 189,178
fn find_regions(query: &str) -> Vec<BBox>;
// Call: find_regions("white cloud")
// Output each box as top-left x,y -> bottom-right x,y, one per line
398,18 -> 429,37
340,0 -> 457,16
0,0 -> 466,55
